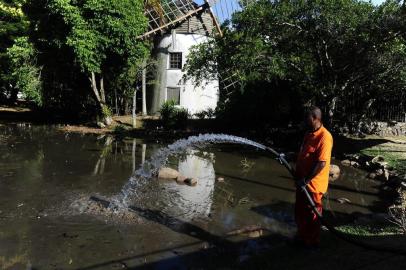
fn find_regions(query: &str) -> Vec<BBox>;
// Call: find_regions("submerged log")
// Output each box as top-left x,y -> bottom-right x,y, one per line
227,225 -> 266,238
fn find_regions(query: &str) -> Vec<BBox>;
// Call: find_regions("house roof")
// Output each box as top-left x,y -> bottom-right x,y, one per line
172,9 -> 215,36
144,0 -> 217,37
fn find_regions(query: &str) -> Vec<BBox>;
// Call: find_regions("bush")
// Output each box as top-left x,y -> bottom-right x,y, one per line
388,190 -> 406,235
194,108 -> 215,119
159,100 -> 190,129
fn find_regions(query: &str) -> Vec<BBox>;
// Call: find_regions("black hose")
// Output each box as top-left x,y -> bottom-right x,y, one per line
265,146 -> 406,255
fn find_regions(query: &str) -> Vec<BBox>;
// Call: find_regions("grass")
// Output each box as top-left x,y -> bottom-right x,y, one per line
355,135 -> 406,174
336,224 -> 400,236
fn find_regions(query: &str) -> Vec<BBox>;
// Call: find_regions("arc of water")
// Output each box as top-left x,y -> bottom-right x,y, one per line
111,133 -> 289,209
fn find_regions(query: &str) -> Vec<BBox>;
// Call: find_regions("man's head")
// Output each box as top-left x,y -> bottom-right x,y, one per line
305,106 -> 322,130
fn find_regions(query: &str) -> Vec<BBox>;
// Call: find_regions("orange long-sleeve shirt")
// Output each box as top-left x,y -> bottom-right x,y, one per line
295,125 -> 333,194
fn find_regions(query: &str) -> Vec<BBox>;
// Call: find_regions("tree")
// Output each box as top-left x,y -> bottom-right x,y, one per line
0,0 -> 29,103
25,0 -> 149,123
184,0 -> 406,126
6,36 -> 43,106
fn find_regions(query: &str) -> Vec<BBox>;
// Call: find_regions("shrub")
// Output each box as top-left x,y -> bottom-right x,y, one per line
159,100 -> 189,129
194,108 -> 215,119
388,190 -> 406,235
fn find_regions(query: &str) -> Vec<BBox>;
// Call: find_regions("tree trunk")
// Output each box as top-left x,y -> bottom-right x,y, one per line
142,66 -> 147,115
99,76 -> 106,104
356,98 -> 376,134
132,88 -> 137,128
114,87 -> 119,116
327,96 -> 338,127
89,72 -> 112,126
90,72 -> 102,105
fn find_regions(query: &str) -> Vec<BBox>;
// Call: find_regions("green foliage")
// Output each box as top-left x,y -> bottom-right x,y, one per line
159,100 -> 190,129
0,0 -> 29,102
113,124 -> 127,135
184,0 -> 406,126
101,104 -> 112,118
337,224 -> 399,236
44,0 -> 149,74
6,37 -> 43,106
23,0 -> 149,118
194,108 -> 215,120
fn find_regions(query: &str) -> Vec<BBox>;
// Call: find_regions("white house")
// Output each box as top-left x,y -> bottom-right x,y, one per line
148,7 -> 219,115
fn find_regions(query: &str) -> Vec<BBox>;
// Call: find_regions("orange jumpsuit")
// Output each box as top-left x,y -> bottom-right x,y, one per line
295,125 -> 333,246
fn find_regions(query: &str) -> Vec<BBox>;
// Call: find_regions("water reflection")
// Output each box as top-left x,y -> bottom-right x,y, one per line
161,151 -> 216,220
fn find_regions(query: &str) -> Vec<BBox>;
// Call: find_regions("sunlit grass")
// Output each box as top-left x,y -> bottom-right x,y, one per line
336,224 -> 400,236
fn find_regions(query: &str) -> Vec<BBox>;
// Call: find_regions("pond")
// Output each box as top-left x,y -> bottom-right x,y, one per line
0,123 -> 388,269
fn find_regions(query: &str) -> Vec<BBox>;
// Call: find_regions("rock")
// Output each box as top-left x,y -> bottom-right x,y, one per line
329,165 -> 340,181
184,178 -> 198,186
158,167 -> 180,179
217,177 -> 225,182
375,169 -> 384,176
350,161 -> 360,168
104,116 -> 113,126
376,169 -> 390,181
371,155 -> 389,169
176,175 -> 187,183
367,172 -> 377,179
383,169 -> 390,181
365,161 -> 370,167
341,159 -> 351,166
336,198 -> 351,204
97,122 -> 106,128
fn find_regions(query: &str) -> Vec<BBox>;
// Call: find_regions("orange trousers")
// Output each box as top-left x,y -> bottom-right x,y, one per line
295,189 -> 323,246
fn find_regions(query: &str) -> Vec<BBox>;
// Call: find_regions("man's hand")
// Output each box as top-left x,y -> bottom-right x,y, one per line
296,178 -> 309,190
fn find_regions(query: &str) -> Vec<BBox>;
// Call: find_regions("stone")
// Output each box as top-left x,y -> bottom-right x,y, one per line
329,164 -> 340,181
375,169 -> 384,176
217,177 -> 225,182
158,167 -> 180,179
341,159 -> 351,166
371,155 -> 389,169
184,178 -> 198,186
367,172 -> 377,179
97,122 -> 106,128
350,161 -> 360,168
377,169 -> 390,181
104,116 -> 113,126
372,155 -> 385,163
176,175 -> 187,184
383,169 -> 390,181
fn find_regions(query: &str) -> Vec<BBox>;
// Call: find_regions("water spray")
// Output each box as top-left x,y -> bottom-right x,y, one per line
105,133 -> 405,255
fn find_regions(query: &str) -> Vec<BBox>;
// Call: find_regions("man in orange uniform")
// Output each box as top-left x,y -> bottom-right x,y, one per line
294,106 -> 333,248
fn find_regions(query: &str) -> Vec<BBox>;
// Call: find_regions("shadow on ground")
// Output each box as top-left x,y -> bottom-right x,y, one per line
72,204 -> 406,270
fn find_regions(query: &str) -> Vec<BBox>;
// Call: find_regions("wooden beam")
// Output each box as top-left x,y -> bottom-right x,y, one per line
138,4 -> 209,39
204,0 -> 223,37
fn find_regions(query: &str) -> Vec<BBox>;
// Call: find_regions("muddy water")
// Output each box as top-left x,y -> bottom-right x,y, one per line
0,124 -> 388,269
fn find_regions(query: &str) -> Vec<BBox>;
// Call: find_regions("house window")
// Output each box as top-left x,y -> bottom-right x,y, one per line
167,87 -> 180,105
169,52 -> 182,69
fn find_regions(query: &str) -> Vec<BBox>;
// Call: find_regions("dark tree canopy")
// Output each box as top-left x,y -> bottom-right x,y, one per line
184,0 -> 406,127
